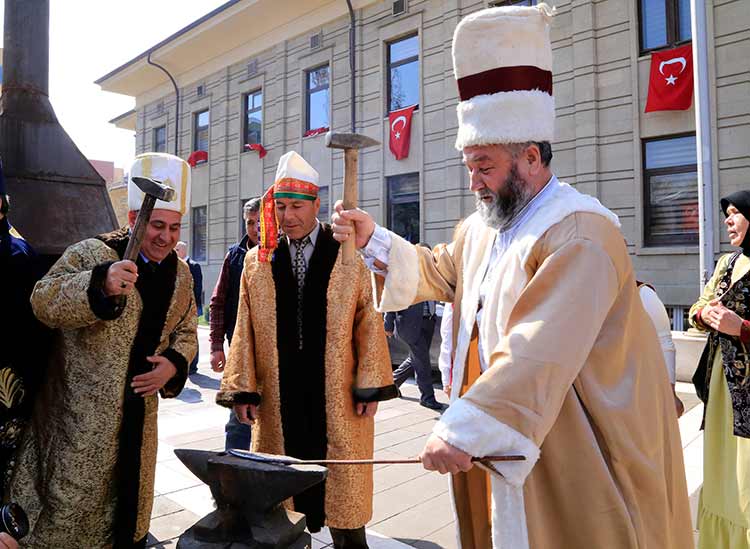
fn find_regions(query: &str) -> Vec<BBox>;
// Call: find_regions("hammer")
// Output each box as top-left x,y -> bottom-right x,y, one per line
123,176 -> 177,262
114,177 -> 176,307
325,132 -> 379,264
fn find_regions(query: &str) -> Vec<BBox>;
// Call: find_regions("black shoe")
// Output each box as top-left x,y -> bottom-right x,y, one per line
420,399 -> 446,411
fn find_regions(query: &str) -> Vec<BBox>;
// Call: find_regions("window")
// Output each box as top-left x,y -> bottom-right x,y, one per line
153,126 -> 166,153
387,173 -> 420,244
639,0 -> 692,52
490,0 -> 537,6
643,134 -> 698,246
244,90 -> 263,146
193,110 -> 209,153
317,186 -> 330,223
306,65 -> 330,132
192,206 -> 207,262
387,34 -> 419,112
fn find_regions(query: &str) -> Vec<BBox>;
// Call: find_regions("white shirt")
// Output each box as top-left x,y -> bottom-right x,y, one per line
286,221 -> 321,268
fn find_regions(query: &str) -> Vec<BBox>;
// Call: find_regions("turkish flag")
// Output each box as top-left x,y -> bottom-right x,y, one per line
245,143 -> 268,159
645,44 -> 694,113
389,106 -> 416,160
187,150 -> 208,167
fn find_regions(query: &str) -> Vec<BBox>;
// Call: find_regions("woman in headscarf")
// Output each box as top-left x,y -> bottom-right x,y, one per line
690,190 -> 750,548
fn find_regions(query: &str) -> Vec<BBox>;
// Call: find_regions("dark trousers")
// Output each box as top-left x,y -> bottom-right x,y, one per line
330,526 -> 368,549
393,315 -> 436,404
189,339 -> 199,373
224,410 -> 251,450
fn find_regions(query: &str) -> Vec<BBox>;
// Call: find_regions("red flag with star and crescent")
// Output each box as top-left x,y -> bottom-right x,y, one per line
389,105 -> 416,160
645,44 -> 694,113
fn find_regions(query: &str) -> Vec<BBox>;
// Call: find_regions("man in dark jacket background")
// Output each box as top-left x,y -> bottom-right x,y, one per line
175,241 -> 203,374
385,290 -> 445,410
209,197 -> 260,449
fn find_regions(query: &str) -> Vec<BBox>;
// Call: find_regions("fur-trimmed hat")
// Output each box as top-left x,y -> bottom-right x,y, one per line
128,152 -> 191,215
453,3 -> 555,150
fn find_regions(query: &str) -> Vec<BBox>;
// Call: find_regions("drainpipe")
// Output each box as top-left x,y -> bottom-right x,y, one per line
345,0 -> 356,132
691,0 -> 715,290
147,52 -> 180,156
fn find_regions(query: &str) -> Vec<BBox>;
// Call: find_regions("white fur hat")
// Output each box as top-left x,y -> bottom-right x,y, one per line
128,153 -> 191,215
453,3 -> 555,150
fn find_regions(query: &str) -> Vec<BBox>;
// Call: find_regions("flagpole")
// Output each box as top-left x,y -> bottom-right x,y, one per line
691,0 -> 715,290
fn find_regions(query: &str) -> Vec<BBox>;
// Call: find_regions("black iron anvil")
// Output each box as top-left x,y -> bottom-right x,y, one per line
174,449 -> 328,548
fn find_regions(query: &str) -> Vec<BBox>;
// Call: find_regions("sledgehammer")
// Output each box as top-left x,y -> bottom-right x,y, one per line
325,132 -> 379,264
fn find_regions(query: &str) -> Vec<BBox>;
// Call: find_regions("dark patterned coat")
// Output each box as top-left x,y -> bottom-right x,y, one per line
9,228 -> 197,548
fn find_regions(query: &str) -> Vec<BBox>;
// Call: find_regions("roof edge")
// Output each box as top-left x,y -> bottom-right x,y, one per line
94,0 -> 244,86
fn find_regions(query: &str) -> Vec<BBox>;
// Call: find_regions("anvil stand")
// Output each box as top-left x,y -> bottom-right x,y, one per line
174,449 -> 328,548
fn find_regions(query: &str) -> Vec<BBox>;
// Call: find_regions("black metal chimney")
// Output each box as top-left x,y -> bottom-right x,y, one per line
0,0 -> 118,256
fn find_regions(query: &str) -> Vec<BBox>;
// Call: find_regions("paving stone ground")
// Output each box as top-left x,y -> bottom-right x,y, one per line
146,327 -> 703,548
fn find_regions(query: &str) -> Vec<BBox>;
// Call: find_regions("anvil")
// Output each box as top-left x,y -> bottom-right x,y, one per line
174,449 -> 328,548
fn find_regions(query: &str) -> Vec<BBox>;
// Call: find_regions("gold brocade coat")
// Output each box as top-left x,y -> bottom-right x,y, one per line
217,227 -> 395,529
9,235 -> 197,548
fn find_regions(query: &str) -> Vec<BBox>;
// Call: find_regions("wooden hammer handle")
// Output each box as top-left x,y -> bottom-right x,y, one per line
342,148 -> 359,265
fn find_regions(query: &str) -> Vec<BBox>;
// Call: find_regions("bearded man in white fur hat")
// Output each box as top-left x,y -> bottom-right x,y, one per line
332,4 -> 693,549
9,153 -> 198,549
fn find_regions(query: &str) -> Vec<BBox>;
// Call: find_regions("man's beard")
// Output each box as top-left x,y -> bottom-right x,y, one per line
475,165 -> 534,231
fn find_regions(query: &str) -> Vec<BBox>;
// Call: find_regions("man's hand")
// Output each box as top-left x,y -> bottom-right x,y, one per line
443,385 -> 451,398
419,433 -> 473,474
355,401 -> 378,417
703,297 -> 743,336
210,350 -> 226,372
104,260 -> 138,296
234,403 -> 258,426
0,533 -> 18,549
331,201 -> 376,249
384,330 -> 394,338
131,355 -> 177,397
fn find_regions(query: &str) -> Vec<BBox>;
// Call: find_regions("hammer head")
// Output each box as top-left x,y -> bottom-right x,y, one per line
131,176 -> 176,203
325,132 -> 380,150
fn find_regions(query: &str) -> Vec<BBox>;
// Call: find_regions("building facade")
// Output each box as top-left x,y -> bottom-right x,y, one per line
97,0 -> 750,327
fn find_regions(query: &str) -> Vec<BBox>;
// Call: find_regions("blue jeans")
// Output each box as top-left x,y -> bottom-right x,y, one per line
225,410 -> 251,451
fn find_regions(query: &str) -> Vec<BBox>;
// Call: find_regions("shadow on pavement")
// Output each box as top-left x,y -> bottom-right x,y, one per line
188,372 -> 221,390
396,539 -> 446,549
177,387 -> 203,403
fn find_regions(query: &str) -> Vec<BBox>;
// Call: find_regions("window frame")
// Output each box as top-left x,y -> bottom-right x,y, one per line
642,132 -> 699,247
489,0 -> 537,6
638,0 -> 692,54
243,89 -> 263,147
191,205 -> 208,262
305,64 -> 330,132
386,33 -> 420,114
193,109 -> 210,154
152,125 -> 166,153
386,172 -> 421,244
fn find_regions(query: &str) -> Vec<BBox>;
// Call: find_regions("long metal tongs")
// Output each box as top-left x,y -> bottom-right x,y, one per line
228,449 -> 525,466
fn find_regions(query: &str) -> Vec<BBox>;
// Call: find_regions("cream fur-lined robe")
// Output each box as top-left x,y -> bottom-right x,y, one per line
372,179 -> 693,549
217,224 -> 397,531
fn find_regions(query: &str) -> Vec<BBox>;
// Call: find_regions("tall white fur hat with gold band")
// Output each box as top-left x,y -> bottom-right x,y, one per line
127,152 -> 191,215
453,3 -> 555,150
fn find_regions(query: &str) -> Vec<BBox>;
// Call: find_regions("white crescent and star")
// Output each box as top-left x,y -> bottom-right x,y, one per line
659,56 -> 687,86
391,115 -> 407,140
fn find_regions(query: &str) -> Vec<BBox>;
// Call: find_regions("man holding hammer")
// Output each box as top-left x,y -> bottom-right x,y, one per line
332,4 -> 692,549
217,151 -> 396,549
9,152 -> 197,548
